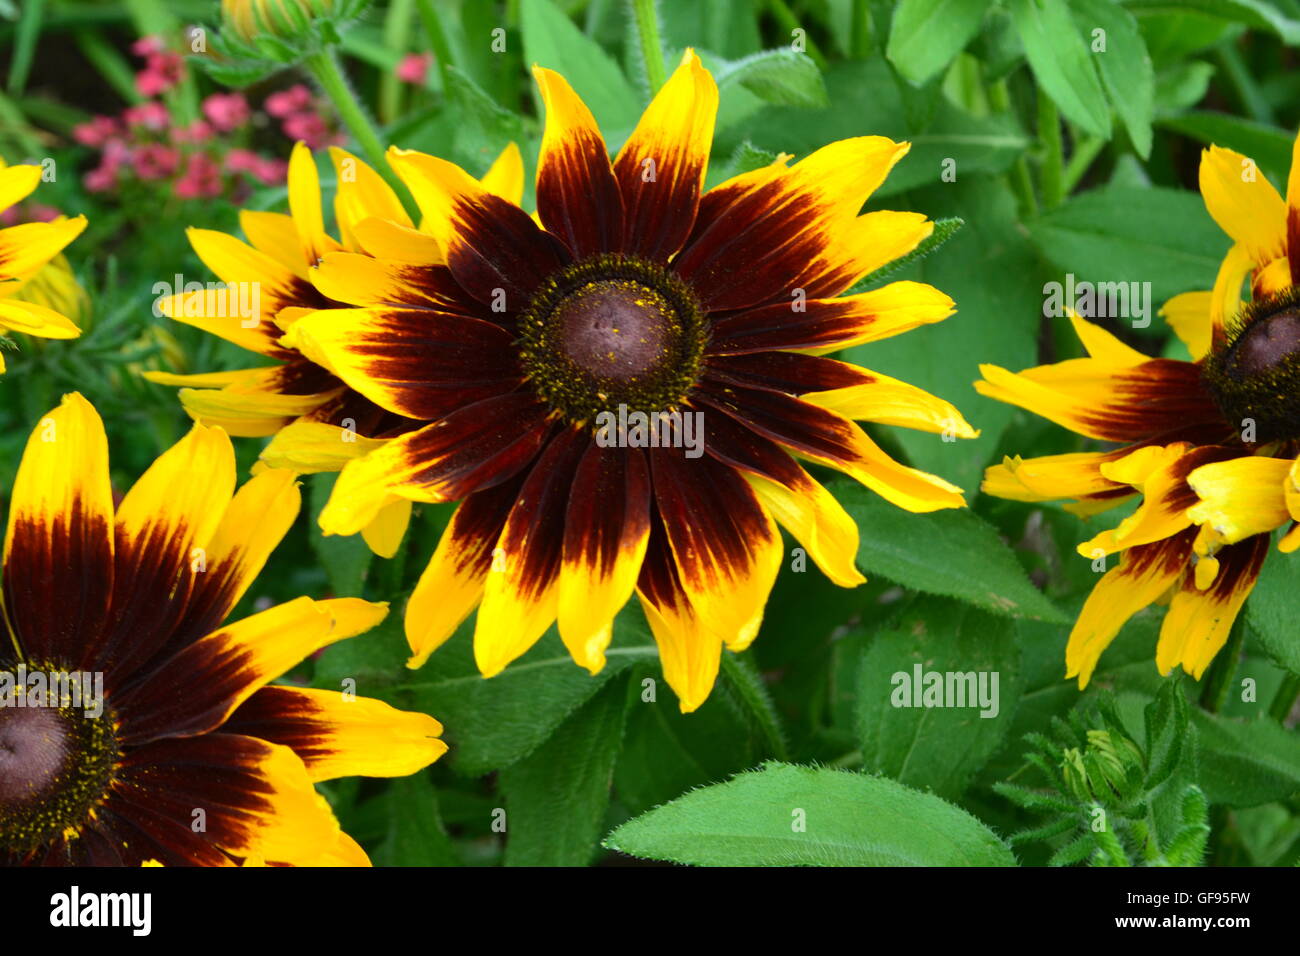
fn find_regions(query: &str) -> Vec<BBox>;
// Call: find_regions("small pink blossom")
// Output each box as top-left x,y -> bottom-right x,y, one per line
131,35 -> 163,57
396,53 -> 432,85
135,50 -> 184,97
170,119 -> 214,145
283,111 -> 331,149
84,164 -> 119,193
202,92 -> 251,132
173,152 -> 224,199
123,101 -> 170,131
265,84 -> 315,118
133,144 -> 181,181
252,157 -> 288,185
73,115 -> 120,147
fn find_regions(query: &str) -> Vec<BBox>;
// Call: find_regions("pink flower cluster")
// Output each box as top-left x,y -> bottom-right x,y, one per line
264,84 -> 345,150
71,37 -> 341,201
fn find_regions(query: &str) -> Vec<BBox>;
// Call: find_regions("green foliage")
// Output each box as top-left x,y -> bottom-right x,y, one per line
605,762 -> 1017,866
9,0 -> 1300,872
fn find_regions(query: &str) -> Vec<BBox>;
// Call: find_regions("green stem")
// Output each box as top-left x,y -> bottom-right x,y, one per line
988,78 -> 1037,219
720,652 -> 789,761
850,0 -> 873,58
1199,615 -> 1247,714
415,0 -> 455,95
1062,134 -> 1105,194
1038,93 -> 1063,209
766,0 -> 827,69
631,0 -> 667,95
1268,672 -> 1300,724
304,49 -> 416,218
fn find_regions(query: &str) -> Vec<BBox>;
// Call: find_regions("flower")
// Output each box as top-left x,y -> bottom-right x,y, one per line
0,394 -> 446,866
397,53 -> 433,86
286,52 -> 975,711
202,92 -> 252,132
145,140 -> 523,557
977,131 -> 1300,688
0,159 -> 88,371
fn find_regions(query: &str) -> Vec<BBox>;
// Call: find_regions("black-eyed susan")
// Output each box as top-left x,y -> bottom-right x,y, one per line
0,393 -> 445,866
285,51 -> 976,711
0,159 -> 88,371
145,139 -> 524,556
978,131 -> 1300,688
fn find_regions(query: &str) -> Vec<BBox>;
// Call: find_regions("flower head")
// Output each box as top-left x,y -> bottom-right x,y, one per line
0,159 -> 88,371
0,394 -> 445,866
281,52 -> 973,711
978,129 -> 1300,687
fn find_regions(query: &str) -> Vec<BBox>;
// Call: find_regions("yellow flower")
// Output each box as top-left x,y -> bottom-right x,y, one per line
144,139 -> 523,558
977,129 -> 1300,688
287,51 -> 975,711
0,393 -> 445,866
0,160 -> 88,372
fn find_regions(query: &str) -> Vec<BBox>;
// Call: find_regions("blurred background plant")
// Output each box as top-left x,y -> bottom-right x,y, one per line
1,0 -> 1299,867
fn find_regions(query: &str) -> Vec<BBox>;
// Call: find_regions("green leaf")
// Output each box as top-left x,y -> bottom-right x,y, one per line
854,597 -> 1022,799
887,0 -> 992,85
605,763 -> 1017,866
1073,0 -> 1154,157
375,774 -> 462,866
1158,112 -> 1295,184
500,679 -> 628,866
712,48 -> 828,108
1248,542 -> 1300,676
1028,185 -> 1227,304
405,610 -> 657,777
614,664 -> 764,815
1192,711 -> 1300,807
1125,0 -> 1300,44
1009,0 -> 1111,138
307,472 -> 372,597
520,0 -> 641,140
832,480 -> 1067,623
732,59 -> 1028,197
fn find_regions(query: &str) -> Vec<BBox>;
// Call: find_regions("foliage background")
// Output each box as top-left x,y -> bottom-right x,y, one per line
2,0 -> 1300,866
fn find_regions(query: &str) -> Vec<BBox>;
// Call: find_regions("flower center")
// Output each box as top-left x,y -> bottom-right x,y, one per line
0,663 -> 118,857
1203,289 -> 1300,444
518,255 -> 706,424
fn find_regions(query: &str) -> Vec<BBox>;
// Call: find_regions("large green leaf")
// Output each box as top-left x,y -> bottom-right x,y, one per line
832,480 -> 1067,623
887,0 -> 992,85
711,48 -> 827,108
406,611 -> 657,777
1158,112 -> 1295,183
1073,0 -> 1154,157
375,774 -> 462,866
1028,185 -> 1228,305
1009,0 -> 1111,138
520,0 -> 642,140
1192,711 -> 1300,807
500,679 -> 629,866
1126,0 -> 1300,44
1247,541 -> 1300,676
605,762 -> 1017,866
855,597 -> 1022,799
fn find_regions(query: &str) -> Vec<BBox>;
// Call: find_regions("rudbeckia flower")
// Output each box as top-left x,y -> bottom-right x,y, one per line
0,159 -> 88,371
0,393 -> 445,866
286,51 -> 976,711
977,131 -> 1300,688
145,139 -> 523,556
